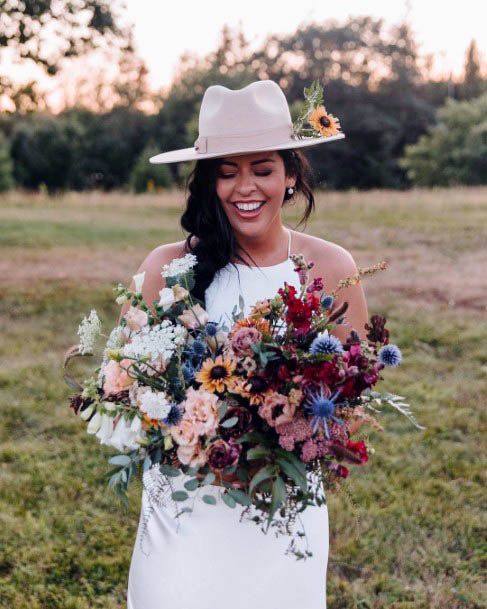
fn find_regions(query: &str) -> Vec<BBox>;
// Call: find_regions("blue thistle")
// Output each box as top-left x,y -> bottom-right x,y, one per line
190,339 -> 206,358
304,386 -> 345,439
321,294 -> 334,309
205,322 -> 218,336
182,362 -> 196,382
378,344 -> 402,367
163,404 -> 183,426
309,330 -> 344,355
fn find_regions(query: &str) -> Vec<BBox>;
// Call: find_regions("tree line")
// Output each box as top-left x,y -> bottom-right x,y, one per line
0,10 -> 486,192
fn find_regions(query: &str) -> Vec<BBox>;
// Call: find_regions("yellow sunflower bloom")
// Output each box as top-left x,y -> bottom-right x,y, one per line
307,105 -> 341,137
195,354 -> 237,393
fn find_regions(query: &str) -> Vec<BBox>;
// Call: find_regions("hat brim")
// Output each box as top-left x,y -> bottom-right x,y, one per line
149,133 -> 345,164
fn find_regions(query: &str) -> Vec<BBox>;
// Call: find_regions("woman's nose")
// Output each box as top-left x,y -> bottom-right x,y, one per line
234,172 -> 258,195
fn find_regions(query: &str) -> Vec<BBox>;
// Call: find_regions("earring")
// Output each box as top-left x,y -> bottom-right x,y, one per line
287,186 -> 294,195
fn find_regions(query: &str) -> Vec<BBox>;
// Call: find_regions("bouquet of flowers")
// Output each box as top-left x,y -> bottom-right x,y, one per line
64,252 -> 424,559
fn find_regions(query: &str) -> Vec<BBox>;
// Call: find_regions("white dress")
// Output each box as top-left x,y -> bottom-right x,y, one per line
127,230 -> 329,609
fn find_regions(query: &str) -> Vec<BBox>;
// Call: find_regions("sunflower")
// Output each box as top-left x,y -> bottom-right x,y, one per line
307,105 -> 341,137
195,354 -> 238,393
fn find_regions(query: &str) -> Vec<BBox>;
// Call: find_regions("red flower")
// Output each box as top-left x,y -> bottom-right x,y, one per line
278,282 -> 321,335
336,465 -> 349,478
345,439 -> 368,464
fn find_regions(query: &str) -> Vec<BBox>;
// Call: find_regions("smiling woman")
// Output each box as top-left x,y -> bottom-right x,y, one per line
125,79 -> 364,609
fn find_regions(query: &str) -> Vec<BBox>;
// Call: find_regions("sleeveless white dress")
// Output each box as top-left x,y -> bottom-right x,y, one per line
127,230 -> 329,609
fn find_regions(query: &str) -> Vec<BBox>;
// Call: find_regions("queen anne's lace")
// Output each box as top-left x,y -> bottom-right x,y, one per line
121,320 -> 187,363
77,309 -> 102,354
161,253 -> 198,278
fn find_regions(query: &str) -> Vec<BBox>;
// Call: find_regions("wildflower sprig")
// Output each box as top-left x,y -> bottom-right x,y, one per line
292,80 -> 342,140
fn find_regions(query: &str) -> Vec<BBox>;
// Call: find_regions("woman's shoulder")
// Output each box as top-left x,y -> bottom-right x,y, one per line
292,230 -> 358,274
141,238 -> 192,269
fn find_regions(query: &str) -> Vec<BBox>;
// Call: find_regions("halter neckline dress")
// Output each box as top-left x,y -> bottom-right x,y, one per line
127,229 -> 330,609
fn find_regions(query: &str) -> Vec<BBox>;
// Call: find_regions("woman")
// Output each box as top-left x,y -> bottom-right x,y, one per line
126,80 -> 368,609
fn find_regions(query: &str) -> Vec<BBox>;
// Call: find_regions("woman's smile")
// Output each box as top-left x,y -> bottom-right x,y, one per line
232,200 -> 267,219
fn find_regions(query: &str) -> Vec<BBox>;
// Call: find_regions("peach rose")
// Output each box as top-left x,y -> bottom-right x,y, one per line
177,441 -> 208,468
124,306 -> 149,332
182,386 -> 220,437
178,303 -> 209,330
103,359 -> 134,395
258,391 -> 296,427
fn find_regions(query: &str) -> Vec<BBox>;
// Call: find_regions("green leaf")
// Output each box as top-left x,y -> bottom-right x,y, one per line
220,416 -> 238,428
202,494 -> 217,505
234,430 -> 269,445
226,488 -> 252,506
160,464 -> 180,477
217,402 -> 228,420
276,457 -> 308,492
249,464 -> 277,496
108,454 -> 132,466
184,477 -> 200,491
221,493 -> 237,508
202,472 -> 215,485
171,490 -> 189,502
246,446 -> 271,460
267,476 -> 287,526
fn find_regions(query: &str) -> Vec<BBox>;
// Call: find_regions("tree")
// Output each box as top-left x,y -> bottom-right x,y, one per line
0,132 -> 13,191
400,93 -> 487,186
0,0 -> 130,110
459,40 -> 485,100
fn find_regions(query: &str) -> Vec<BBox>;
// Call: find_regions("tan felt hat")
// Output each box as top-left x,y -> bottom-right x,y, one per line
149,79 -> 344,164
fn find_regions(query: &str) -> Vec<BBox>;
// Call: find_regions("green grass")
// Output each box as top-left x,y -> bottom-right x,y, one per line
0,188 -> 486,608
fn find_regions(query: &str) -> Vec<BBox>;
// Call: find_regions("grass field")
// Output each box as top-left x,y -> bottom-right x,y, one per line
0,187 -> 485,609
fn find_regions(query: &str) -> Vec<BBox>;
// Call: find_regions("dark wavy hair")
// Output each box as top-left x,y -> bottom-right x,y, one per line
180,148 -> 315,305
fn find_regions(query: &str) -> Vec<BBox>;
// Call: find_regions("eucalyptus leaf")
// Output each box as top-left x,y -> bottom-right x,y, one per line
202,494 -> 217,505
108,454 -> 132,467
171,490 -> 189,502
220,416 -> 238,428
184,478 -> 200,491
226,488 -> 252,506
160,464 -> 181,477
221,493 -> 237,508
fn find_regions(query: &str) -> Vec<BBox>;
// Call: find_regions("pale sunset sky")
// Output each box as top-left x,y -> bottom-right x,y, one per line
125,0 -> 486,90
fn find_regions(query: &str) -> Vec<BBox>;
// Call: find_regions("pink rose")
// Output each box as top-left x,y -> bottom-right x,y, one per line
103,359 -> 134,395
230,326 -> 262,357
124,306 -> 149,332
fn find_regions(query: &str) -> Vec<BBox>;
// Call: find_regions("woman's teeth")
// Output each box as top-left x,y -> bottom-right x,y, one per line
234,201 -> 265,211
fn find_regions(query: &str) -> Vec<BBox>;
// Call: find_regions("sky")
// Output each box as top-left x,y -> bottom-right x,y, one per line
125,0 -> 487,91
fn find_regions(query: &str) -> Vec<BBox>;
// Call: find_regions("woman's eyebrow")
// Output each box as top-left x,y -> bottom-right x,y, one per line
219,158 -> 276,167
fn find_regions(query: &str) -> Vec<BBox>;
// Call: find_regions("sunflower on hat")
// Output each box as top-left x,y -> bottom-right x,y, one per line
292,79 -> 342,140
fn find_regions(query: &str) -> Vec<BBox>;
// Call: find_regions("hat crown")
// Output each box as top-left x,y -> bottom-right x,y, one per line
198,80 -> 292,137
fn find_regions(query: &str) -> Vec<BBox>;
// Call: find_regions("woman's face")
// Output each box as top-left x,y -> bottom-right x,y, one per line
214,150 -> 295,238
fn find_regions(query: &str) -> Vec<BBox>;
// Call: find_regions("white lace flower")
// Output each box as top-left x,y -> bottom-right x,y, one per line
133,271 -> 146,293
139,390 -> 172,420
77,309 -> 102,355
121,320 -> 187,363
161,253 -> 198,278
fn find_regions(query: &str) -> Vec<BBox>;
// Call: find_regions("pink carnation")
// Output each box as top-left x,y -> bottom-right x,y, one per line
103,359 -> 134,395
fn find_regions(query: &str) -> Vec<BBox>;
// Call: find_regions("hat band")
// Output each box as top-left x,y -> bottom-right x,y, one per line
194,124 -> 293,154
